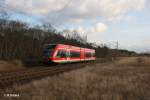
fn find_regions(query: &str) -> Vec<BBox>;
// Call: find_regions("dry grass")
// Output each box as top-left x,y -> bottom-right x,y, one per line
0,59 -> 25,71
117,57 -> 150,66
1,57 -> 150,100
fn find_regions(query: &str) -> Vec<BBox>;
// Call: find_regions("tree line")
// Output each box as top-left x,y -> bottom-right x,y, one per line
0,12 -> 136,63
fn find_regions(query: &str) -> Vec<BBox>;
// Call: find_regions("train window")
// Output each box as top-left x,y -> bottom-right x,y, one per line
85,52 -> 92,57
92,52 -> 95,57
56,50 -> 67,58
70,51 -> 80,58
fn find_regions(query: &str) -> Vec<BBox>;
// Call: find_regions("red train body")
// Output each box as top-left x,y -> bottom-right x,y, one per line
43,44 -> 96,63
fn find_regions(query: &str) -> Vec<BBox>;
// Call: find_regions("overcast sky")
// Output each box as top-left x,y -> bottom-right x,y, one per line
0,0 -> 150,52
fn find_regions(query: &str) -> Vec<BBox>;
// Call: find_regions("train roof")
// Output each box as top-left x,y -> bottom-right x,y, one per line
45,44 -> 95,52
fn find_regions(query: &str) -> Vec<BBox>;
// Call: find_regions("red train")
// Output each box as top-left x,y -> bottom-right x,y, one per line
43,44 -> 96,63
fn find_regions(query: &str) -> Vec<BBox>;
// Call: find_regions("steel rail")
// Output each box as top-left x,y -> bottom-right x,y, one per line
0,62 -> 95,89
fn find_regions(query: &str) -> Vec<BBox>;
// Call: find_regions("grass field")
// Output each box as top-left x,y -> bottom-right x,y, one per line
0,60 -> 25,72
2,57 -> 150,100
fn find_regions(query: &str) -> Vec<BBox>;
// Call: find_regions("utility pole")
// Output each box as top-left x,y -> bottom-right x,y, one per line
116,41 -> 119,50
115,41 -> 119,59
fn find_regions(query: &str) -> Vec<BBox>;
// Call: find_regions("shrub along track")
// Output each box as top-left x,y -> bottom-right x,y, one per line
0,61 -> 99,89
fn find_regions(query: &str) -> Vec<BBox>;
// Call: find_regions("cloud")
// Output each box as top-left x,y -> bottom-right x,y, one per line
3,0 -> 147,24
4,0 -> 32,13
71,22 -> 107,34
94,23 -> 107,33
142,38 -> 150,46
4,0 -> 68,14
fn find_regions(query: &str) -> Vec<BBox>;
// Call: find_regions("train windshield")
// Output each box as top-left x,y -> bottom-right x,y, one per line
43,44 -> 56,57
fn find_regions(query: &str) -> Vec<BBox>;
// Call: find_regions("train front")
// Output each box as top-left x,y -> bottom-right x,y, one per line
43,44 -> 56,64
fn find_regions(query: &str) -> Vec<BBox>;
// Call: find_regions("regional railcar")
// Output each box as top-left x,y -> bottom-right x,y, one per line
43,44 -> 95,63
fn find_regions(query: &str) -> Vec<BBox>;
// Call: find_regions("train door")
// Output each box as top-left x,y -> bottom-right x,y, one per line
66,49 -> 70,62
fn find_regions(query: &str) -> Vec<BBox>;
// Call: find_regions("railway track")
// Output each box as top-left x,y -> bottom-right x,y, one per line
0,62 -> 96,89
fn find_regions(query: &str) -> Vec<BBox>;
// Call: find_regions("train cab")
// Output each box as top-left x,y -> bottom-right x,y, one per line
43,44 -> 57,63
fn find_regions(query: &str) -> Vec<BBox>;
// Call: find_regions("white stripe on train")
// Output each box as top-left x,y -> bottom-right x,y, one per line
53,58 -> 95,63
